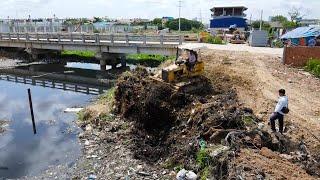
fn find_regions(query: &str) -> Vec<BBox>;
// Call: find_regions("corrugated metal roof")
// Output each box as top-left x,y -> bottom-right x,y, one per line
281,27 -> 320,39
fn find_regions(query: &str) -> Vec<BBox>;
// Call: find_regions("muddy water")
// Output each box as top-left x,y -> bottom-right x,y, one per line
0,63 -> 107,178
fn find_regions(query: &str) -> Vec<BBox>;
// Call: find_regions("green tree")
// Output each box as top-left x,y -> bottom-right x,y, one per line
165,18 -> 203,31
93,17 -> 103,23
271,15 -> 288,23
151,18 -> 163,30
251,21 -> 271,31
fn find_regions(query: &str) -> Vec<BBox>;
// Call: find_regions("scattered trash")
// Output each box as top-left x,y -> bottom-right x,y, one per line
176,169 -> 197,180
64,108 -> 83,113
136,171 -> 151,177
88,174 -> 97,180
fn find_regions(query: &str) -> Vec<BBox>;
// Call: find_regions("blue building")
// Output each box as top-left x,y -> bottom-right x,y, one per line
210,6 -> 248,32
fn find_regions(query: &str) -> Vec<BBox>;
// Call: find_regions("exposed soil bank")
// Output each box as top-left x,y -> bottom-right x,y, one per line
26,49 -> 320,179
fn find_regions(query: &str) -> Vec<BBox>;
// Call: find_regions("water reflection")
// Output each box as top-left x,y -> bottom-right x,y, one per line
0,80 -> 93,178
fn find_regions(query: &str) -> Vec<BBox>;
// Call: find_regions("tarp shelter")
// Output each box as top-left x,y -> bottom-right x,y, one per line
280,27 -> 320,46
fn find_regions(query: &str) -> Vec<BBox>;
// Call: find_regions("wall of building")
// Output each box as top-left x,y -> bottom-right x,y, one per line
283,46 -> 320,66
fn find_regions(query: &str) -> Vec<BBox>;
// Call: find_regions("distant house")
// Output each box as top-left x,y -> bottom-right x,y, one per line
162,17 -> 174,26
300,19 -> 320,27
210,6 -> 248,33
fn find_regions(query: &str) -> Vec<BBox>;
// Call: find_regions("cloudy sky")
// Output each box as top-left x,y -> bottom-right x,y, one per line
0,0 -> 319,23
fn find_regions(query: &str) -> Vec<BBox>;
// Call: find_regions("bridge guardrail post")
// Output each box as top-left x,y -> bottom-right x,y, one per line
36,33 -> 39,41
82,34 -> 85,43
110,34 -> 114,44
26,33 -> 30,41
70,33 -> 73,42
8,33 -> 11,41
125,34 -> 129,45
17,33 -> 20,41
57,34 -> 61,42
95,34 -> 100,44
47,33 -> 50,41
179,35 -> 183,45
160,35 -> 164,46
0,33 -> 2,40
143,35 -> 147,45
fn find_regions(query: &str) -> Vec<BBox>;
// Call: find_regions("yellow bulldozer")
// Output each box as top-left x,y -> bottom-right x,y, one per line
152,45 -> 206,93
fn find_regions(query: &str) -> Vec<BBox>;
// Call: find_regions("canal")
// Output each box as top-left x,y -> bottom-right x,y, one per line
0,62 -> 111,178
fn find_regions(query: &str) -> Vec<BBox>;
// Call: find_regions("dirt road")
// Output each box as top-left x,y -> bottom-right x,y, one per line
202,49 -> 320,178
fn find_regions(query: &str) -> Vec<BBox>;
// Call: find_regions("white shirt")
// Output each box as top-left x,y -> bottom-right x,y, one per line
274,96 -> 288,115
189,53 -> 196,63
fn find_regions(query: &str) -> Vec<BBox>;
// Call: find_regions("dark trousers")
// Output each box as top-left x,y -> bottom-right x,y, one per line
270,112 -> 284,133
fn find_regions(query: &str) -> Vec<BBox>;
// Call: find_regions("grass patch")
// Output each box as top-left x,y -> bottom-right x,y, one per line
242,115 -> 255,126
126,54 -> 174,67
61,50 -> 95,59
99,87 -> 116,103
98,113 -> 114,122
196,148 -> 211,169
306,58 -> 320,77
77,110 -> 92,122
201,32 -> 225,45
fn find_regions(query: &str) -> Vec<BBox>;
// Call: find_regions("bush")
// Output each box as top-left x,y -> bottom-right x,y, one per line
200,32 -> 224,44
306,58 -> 320,77
126,54 -> 174,67
206,36 -> 223,44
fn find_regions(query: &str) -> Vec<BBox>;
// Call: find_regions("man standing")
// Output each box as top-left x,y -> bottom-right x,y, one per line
270,89 -> 289,134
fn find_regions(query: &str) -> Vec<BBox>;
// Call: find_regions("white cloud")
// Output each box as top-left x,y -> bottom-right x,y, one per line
0,0 -> 319,23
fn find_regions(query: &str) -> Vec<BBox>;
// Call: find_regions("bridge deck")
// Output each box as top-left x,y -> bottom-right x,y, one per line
0,33 -> 182,56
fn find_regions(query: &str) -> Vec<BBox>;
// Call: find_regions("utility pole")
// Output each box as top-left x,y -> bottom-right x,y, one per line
259,10 -> 263,31
178,0 -> 182,33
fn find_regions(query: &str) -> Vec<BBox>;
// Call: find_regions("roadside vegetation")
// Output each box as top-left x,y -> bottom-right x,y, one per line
78,87 -> 116,123
306,58 -> 320,77
126,54 -> 174,67
61,50 -> 95,59
200,32 -> 224,45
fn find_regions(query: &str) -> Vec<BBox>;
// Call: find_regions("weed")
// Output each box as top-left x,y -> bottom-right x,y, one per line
306,58 -> 320,77
126,54 -> 174,67
200,167 -> 210,180
99,87 -> 116,103
61,50 -> 95,58
196,149 -> 211,169
242,115 -> 255,126
99,113 -> 114,122
77,110 -> 92,122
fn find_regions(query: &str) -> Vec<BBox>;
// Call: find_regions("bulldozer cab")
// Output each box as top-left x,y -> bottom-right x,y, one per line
161,46 -> 205,83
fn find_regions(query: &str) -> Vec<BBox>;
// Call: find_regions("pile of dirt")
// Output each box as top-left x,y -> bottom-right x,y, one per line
113,61 -> 320,178
114,67 -> 293,178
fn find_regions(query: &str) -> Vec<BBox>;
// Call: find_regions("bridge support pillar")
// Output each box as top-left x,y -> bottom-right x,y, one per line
26,48 -> 62,62
100,59 -> 107,71
95,52 -> 127,71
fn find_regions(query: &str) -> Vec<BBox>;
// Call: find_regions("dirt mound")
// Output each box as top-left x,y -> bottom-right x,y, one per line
114,67 -> 319,179
115,68 -> 254,163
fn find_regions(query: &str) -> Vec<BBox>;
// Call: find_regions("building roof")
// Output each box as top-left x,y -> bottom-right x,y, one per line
269,21 -> 283,28
210,6 -> 248,11
281,27 -> 320,39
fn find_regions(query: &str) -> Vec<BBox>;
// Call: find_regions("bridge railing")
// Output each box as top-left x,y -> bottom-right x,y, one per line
0,32 -> 183,45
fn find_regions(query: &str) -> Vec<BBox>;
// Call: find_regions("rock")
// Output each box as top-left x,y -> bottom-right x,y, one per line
280,154 -> 294,160
186,171 -> 197,180
209,145 -> 230,158
78,132 -> 85,138
176,169 -> 187,180
176,169 -> 197,180
88,174 -> 97,180
136,171 -> 151,176
84,140 -> 90,146
86,124 -> 93,132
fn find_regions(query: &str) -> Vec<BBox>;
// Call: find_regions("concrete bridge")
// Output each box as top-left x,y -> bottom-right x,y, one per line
0,32 -> 182,70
